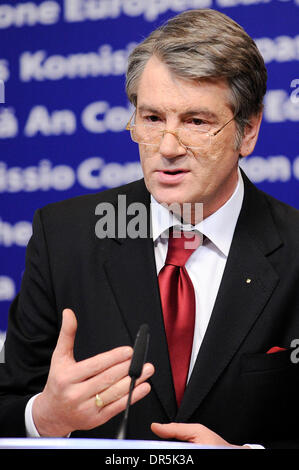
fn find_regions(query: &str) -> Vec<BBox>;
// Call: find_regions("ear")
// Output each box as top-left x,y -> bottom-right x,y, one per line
239,112 -> 263,158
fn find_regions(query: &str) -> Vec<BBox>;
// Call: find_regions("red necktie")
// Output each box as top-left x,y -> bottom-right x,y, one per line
158,229 -> 201,406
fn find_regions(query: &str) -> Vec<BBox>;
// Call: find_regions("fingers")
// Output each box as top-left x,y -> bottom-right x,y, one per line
61,364 -> 154,432
79,358 -> 133,396
74,346 -> 133,382
89,362 -> 154,406
53,309 -> 77,360
53,308 -> 134,383
92,381 -> 152,428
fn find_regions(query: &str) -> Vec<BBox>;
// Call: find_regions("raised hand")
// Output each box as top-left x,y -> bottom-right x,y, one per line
32,308 -> 154,437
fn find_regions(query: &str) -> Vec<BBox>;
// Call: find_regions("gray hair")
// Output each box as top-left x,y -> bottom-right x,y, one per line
126,9 -> 267,149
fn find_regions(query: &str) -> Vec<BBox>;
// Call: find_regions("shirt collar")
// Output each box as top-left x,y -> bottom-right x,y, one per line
151,167 -> 244,257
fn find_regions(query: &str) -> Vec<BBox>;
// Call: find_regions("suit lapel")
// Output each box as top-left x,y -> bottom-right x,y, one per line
176,174 -> 282,422
101,180 -> 177,420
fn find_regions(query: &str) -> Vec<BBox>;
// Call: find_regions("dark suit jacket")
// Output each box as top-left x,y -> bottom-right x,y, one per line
1,172 -> 299,448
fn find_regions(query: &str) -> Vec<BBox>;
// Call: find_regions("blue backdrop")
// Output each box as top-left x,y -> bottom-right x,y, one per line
0,0 -> 298,337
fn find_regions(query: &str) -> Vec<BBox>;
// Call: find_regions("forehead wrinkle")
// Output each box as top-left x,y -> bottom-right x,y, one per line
137,79 -> 214,116
137,57 -> 233,119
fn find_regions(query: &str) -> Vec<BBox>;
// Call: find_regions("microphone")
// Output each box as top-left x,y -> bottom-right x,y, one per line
116,324 -> 150,440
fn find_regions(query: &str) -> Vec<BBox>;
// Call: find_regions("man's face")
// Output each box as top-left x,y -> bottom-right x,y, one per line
135,56 -> 255,221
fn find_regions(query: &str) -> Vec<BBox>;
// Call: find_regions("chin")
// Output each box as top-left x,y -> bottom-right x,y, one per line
156,184 -> 193,203
151,188 -> 183,206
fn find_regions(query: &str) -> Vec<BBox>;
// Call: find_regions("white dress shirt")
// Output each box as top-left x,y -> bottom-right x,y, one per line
152,168 -> 244,381
25,168 -> 263,447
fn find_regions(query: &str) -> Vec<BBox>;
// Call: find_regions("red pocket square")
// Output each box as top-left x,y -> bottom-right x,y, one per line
267,346 -> 286,354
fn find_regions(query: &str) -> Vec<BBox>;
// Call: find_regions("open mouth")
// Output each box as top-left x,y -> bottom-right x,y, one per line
156,169 -> 189,184
163,170 -> 184,175
161,169 -> 188,175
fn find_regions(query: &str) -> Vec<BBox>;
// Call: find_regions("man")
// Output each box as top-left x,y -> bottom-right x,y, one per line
1,9 -> 299,448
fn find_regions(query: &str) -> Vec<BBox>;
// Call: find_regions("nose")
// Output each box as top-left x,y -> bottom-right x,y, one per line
158,130 -> 187,159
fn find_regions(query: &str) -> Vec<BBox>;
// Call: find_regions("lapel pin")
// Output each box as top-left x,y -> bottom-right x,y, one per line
246,278 -> 252,284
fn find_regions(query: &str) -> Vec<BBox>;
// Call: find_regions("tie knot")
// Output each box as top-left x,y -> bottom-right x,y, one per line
165,229 -> 201,267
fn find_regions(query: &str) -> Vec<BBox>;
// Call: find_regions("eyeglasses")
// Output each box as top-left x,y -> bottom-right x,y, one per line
126,112 -> 236,150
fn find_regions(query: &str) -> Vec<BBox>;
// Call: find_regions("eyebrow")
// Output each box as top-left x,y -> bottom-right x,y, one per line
182,109 -> 218,120
137,104 -> 218,120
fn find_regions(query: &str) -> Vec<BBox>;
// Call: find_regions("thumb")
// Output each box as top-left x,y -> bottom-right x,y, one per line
53,308 -> 77,360
151,422 -> 204,443
151,422 -> 175,439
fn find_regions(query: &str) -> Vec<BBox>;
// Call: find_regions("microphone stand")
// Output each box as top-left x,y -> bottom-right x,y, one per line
116,324 -> 150,440
116,377 -> 136,440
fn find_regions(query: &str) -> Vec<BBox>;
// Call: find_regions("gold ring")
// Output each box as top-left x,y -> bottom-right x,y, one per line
95,393 -> 104,409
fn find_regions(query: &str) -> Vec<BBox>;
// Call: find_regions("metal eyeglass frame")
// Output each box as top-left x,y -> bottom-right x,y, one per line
125,111 -> 236,150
